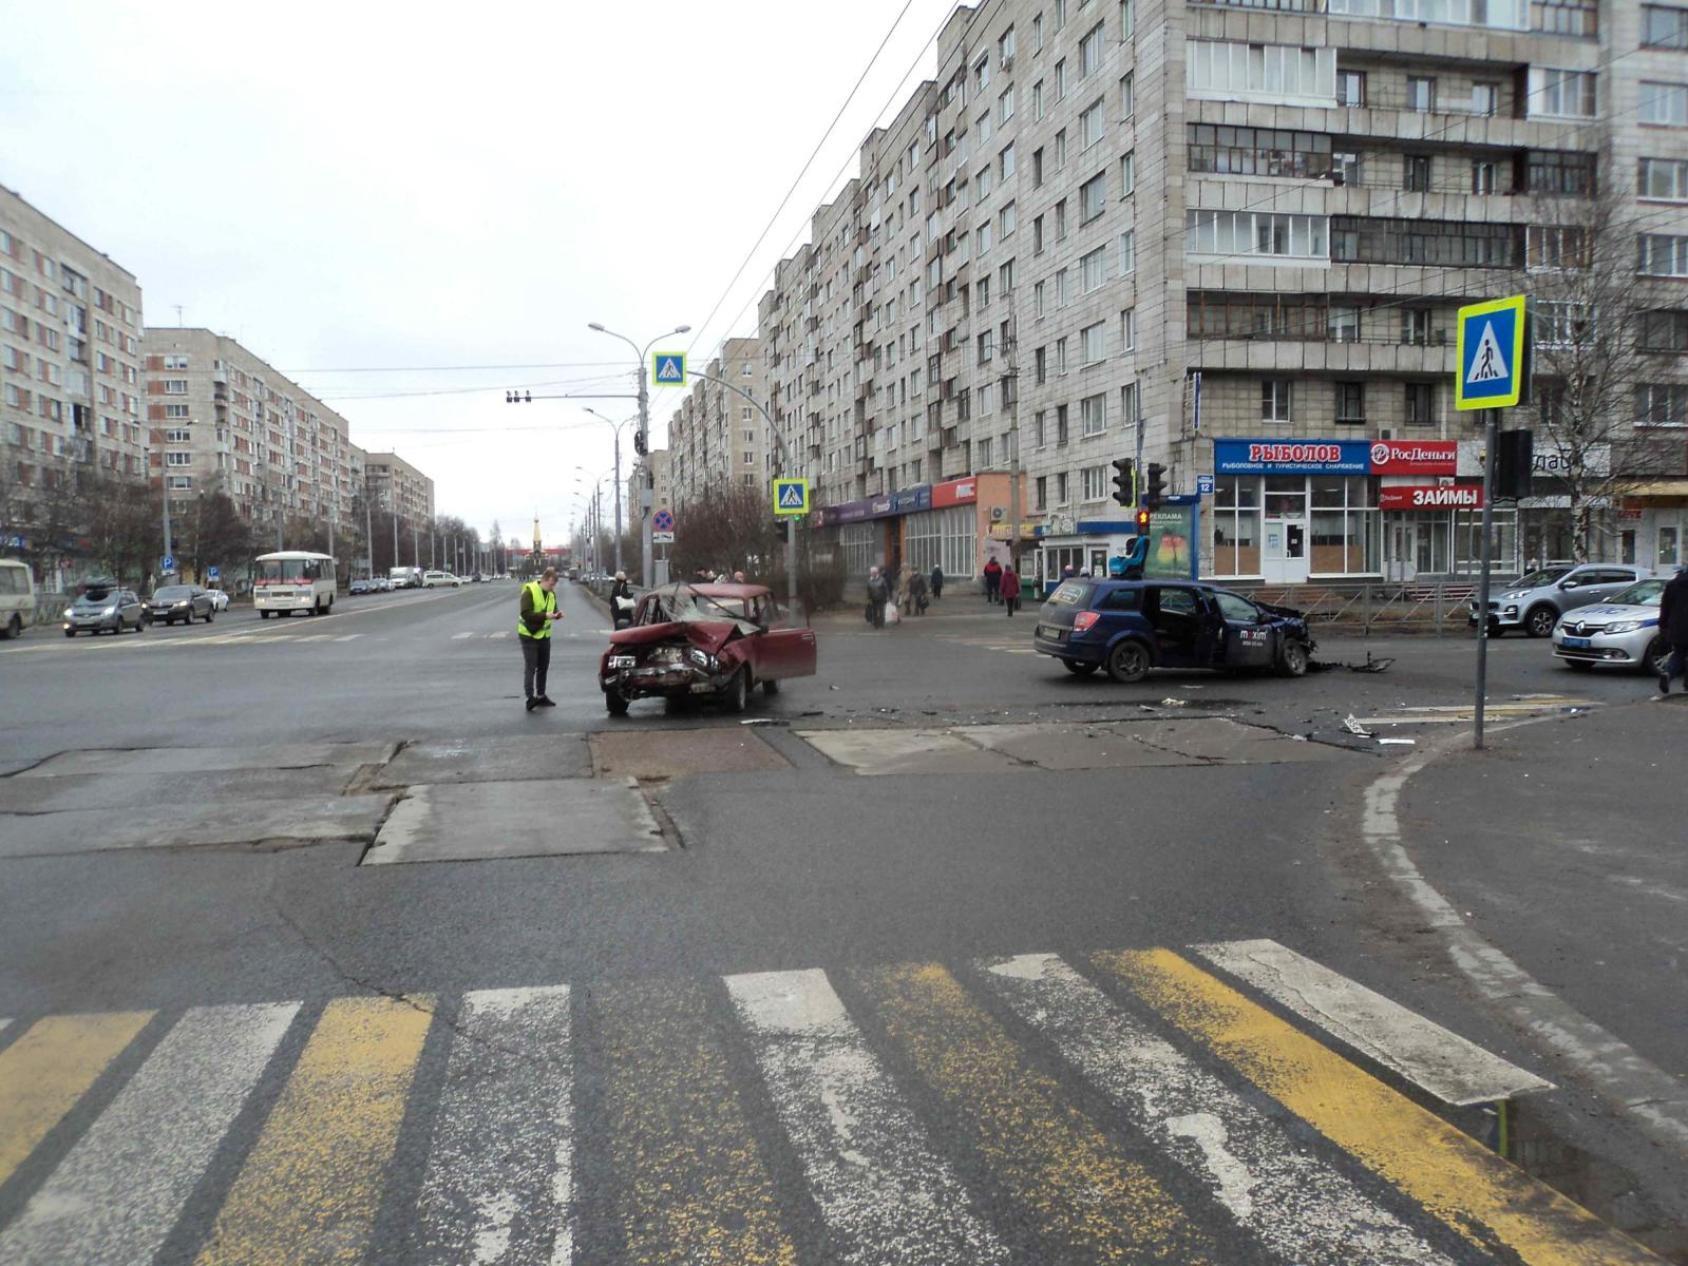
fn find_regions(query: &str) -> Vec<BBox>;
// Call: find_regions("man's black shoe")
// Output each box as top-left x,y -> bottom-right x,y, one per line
526,697 -> 538,712
537,695 -> 557,707
1661,673 -> 1672,695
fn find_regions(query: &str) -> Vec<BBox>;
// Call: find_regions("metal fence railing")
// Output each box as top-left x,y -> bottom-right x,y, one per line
1229,577 -> 1499,634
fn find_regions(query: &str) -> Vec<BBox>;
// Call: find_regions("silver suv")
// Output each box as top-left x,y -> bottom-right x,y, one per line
1470,563 -> 1654,638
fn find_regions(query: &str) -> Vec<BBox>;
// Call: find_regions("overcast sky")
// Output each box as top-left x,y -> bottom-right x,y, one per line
1,0 -> 956,547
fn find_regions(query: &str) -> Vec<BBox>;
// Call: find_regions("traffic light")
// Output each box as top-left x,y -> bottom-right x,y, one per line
1135,508 -> 1151,534
1494,429 -> 1534,501
634,429 -> 649,457
1110,457 -> 1136,507
1144,462 -> 1168,510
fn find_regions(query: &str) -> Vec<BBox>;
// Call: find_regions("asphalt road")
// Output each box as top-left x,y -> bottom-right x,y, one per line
0,580 -> 1682,1263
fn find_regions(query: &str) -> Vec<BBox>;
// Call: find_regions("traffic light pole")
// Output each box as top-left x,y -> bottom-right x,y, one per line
1473,409 -> 1499,750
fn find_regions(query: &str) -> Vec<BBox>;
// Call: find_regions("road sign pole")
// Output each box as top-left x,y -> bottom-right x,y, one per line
638,361 -> 652,587
1474,409 -> 1499,750
613,425 -> 623,577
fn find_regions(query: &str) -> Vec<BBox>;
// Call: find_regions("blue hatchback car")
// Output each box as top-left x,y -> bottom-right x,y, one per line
1032,579 -> 1315,683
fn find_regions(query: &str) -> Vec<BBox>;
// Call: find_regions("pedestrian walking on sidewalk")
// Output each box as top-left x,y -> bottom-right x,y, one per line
1002,562 -> 1022,617
1658,565 -> 1688,695
865,565 -> 889,629
518,567 -> 563,711
908,568 -> 929,615
983,557 -> 1003,604
931,564 -> 944,600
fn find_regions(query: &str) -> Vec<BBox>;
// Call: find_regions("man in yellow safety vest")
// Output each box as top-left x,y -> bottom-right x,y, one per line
518,567 -> 563,711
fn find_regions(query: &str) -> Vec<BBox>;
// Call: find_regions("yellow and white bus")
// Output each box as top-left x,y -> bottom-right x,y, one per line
254,551 -> 337,618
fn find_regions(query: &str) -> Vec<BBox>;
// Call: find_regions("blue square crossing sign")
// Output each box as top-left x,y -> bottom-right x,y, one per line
1455,295 -> 1526,410
772,478 -> 810,517
651,352 -> 687,387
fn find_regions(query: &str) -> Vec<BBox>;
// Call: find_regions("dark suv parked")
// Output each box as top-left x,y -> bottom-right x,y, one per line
1033,579 -> 1315,683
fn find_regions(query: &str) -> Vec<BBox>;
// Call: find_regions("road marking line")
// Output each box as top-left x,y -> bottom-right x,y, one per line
452,632 -> 477,640
0,1002 -> 298,1265
415,986 -> 574,1266
1101,948 -> 1662,1266
977,952 -> 1451,1265
854,961 -> 1211,1264
0,1009 -> 153,1188
293,635 -> 336,644
1194,939 -> 1551,1106
594,980 -> 797,1265
194,995 -> 432,1266
332,634 -> 363,643
724,969 -> 1008,1266
484,632 -> 508,639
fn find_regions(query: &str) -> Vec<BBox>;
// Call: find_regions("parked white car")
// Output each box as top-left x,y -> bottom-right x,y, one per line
206,587 -> 231,612
1551,578 -> 1673,675
422,571 -> 461,588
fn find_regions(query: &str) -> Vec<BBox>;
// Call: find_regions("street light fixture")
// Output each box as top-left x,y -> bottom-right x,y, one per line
587,322 -> 690,584
583,407 -> 638,576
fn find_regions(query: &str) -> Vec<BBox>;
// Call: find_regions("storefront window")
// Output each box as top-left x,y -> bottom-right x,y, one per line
907,505 -> 977,579
1208,477 -> 1261,577
1264,475 -> 1306,518
1454,508 -> 1518,574
840,522 -> 881,579
1310,477 -> 1379,575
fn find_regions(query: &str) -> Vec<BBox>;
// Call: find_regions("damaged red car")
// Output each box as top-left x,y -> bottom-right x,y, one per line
598,583 -> 818,716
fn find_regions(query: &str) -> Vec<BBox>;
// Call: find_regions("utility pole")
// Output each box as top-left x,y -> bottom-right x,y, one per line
636,362 -> 651,585
364,495 -> 373,580
392,511 -> 399,572
1006,311 -> 1022,575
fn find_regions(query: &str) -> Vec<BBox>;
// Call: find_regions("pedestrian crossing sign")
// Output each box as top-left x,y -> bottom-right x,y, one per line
1455,295 -> 1526,411
652,352 -> 687,387
772,478 -> 810,517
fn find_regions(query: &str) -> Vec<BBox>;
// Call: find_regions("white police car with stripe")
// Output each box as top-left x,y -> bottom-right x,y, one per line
1551,577 -> 1671,674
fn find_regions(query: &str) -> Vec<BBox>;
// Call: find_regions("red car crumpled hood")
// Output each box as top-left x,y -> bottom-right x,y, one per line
608,619 -> 743,654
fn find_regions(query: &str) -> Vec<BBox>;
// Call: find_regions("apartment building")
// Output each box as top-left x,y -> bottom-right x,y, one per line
665,337 -> 771,507
142,329 -> 367,544
0,185 -> 146,531
363,450 -> 435,526
755,0 -> 1688,586
633,448 -> 674,523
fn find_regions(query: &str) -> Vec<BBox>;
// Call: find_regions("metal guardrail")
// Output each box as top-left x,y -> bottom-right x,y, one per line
1229,578 -> 1501,634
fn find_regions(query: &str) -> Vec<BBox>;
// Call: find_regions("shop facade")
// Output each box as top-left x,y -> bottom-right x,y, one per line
818,473 -> 1027,586
1206,439 -> 1505,583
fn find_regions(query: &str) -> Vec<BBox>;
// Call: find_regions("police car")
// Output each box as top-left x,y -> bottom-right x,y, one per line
1550,577 -> 1671,675
1034,579 -> 1315,683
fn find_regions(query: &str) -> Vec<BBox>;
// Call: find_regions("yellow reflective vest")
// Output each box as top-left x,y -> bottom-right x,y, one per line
518,581 -> 556,639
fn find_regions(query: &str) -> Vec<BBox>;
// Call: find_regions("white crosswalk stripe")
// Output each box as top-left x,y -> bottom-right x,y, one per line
452,632 -> 477,640
976,953 -> 1452,1265
0,1002 -> 298,1266
415,986 -> 574,1266
725,969 -> 1009,1266
332,634 -> 363,643
1194,939 -> 1552,1106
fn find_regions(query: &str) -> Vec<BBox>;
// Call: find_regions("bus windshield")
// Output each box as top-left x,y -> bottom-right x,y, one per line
258,559 -> 322,583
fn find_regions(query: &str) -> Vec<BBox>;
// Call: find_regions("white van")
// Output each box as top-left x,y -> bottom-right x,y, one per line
0,559 -> 34,639
254,551 -> 337,617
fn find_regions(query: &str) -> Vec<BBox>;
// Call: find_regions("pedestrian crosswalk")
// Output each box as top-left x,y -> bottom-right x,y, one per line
0,941 -> 1658,1265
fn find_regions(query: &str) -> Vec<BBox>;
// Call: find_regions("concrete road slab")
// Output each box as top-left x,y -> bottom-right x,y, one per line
369,735 -> 592,788
0,794 -> 393,858
796,729 -> 1026,776
17,742 -> 398,779
954,723 -> 1199,770
590,729 -> 790,780
361,778 -> 665,865
1145,718 -> 1353,764
0,767 -> 355,813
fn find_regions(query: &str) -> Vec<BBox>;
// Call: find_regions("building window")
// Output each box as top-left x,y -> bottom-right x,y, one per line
1472,81 -> 1500,115
1404,383 -> 1436,426
1331,217 -> 1519,267
1188,210 -> 1329,259
1081,322 -> 1106,364
1471,160 -> 1502,194
1338,70 -> 1366,107
1531,69 -> 1598,119
1080,171 -> 1107,221
1187,40 -> 1336,102
1056,404 -> 1070,445
1637,309 -> 1688,352
1081,464 -> 1108,501
1528,225 -> 1590,270
1120,307 -> 1136,350
165,450 -> 192,466
1535,301 -> 1591,347
163,379 -> 188,394
1001,143 -> 1016,180
1186,125 -> 1333,179
1056,336 -> 1069,373
1644,4 -> 1688,47
1080,23 -> 1105,77
1642,81 -> 1688,125
1080,98 -> 1104,149
1119,150 -> 1135,196
1329,305 -> 1361,343
1000,201 -> 1017,237
1080,396 -> 1107,442
1209,478 -> 1261,577
1639,233 -> 1688,276
1056,472 -> 1070,504
1336,381 -> 1366,425
1261,379 -> 1292,422
1406,77 -> 1436,112
1403,154 -> 1432,192
1401,307 -> 1434,345
1310,477 -> 1377,576
1527,150 -> 1596,196
1641,157 -> 1688,200
1036,475 -> 1048,509
1118,229 -> 1135,273
1636,383 -> 1688,426
164,428 -> 191,442
163,355 -> 188,370
1080,245 -> 1107,292
1120,71 -> 1134,118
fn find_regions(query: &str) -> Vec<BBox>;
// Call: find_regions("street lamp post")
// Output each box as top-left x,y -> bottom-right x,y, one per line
587,322 -> 690,585
584,407 -> 638,576
685,369 -> 801,621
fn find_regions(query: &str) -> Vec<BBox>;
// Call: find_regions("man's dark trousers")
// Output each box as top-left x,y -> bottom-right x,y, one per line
522,636 -> 551,700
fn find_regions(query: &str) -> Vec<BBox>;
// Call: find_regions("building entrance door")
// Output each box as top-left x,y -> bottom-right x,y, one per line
1386,518 -> 1417,583
1262,478 -> 1309,584
1655,511 -> 1684,570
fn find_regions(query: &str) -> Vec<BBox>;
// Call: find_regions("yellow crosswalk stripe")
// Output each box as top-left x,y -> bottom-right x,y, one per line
594,981 -> 797,1266
193,996 -> 432,1266
856,961 -> 1213,1264
1101,948 -> 1662,1266
0,1010 -> 152,1188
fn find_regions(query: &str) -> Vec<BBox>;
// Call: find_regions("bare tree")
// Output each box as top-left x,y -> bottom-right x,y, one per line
1525,170 -> 1686,563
